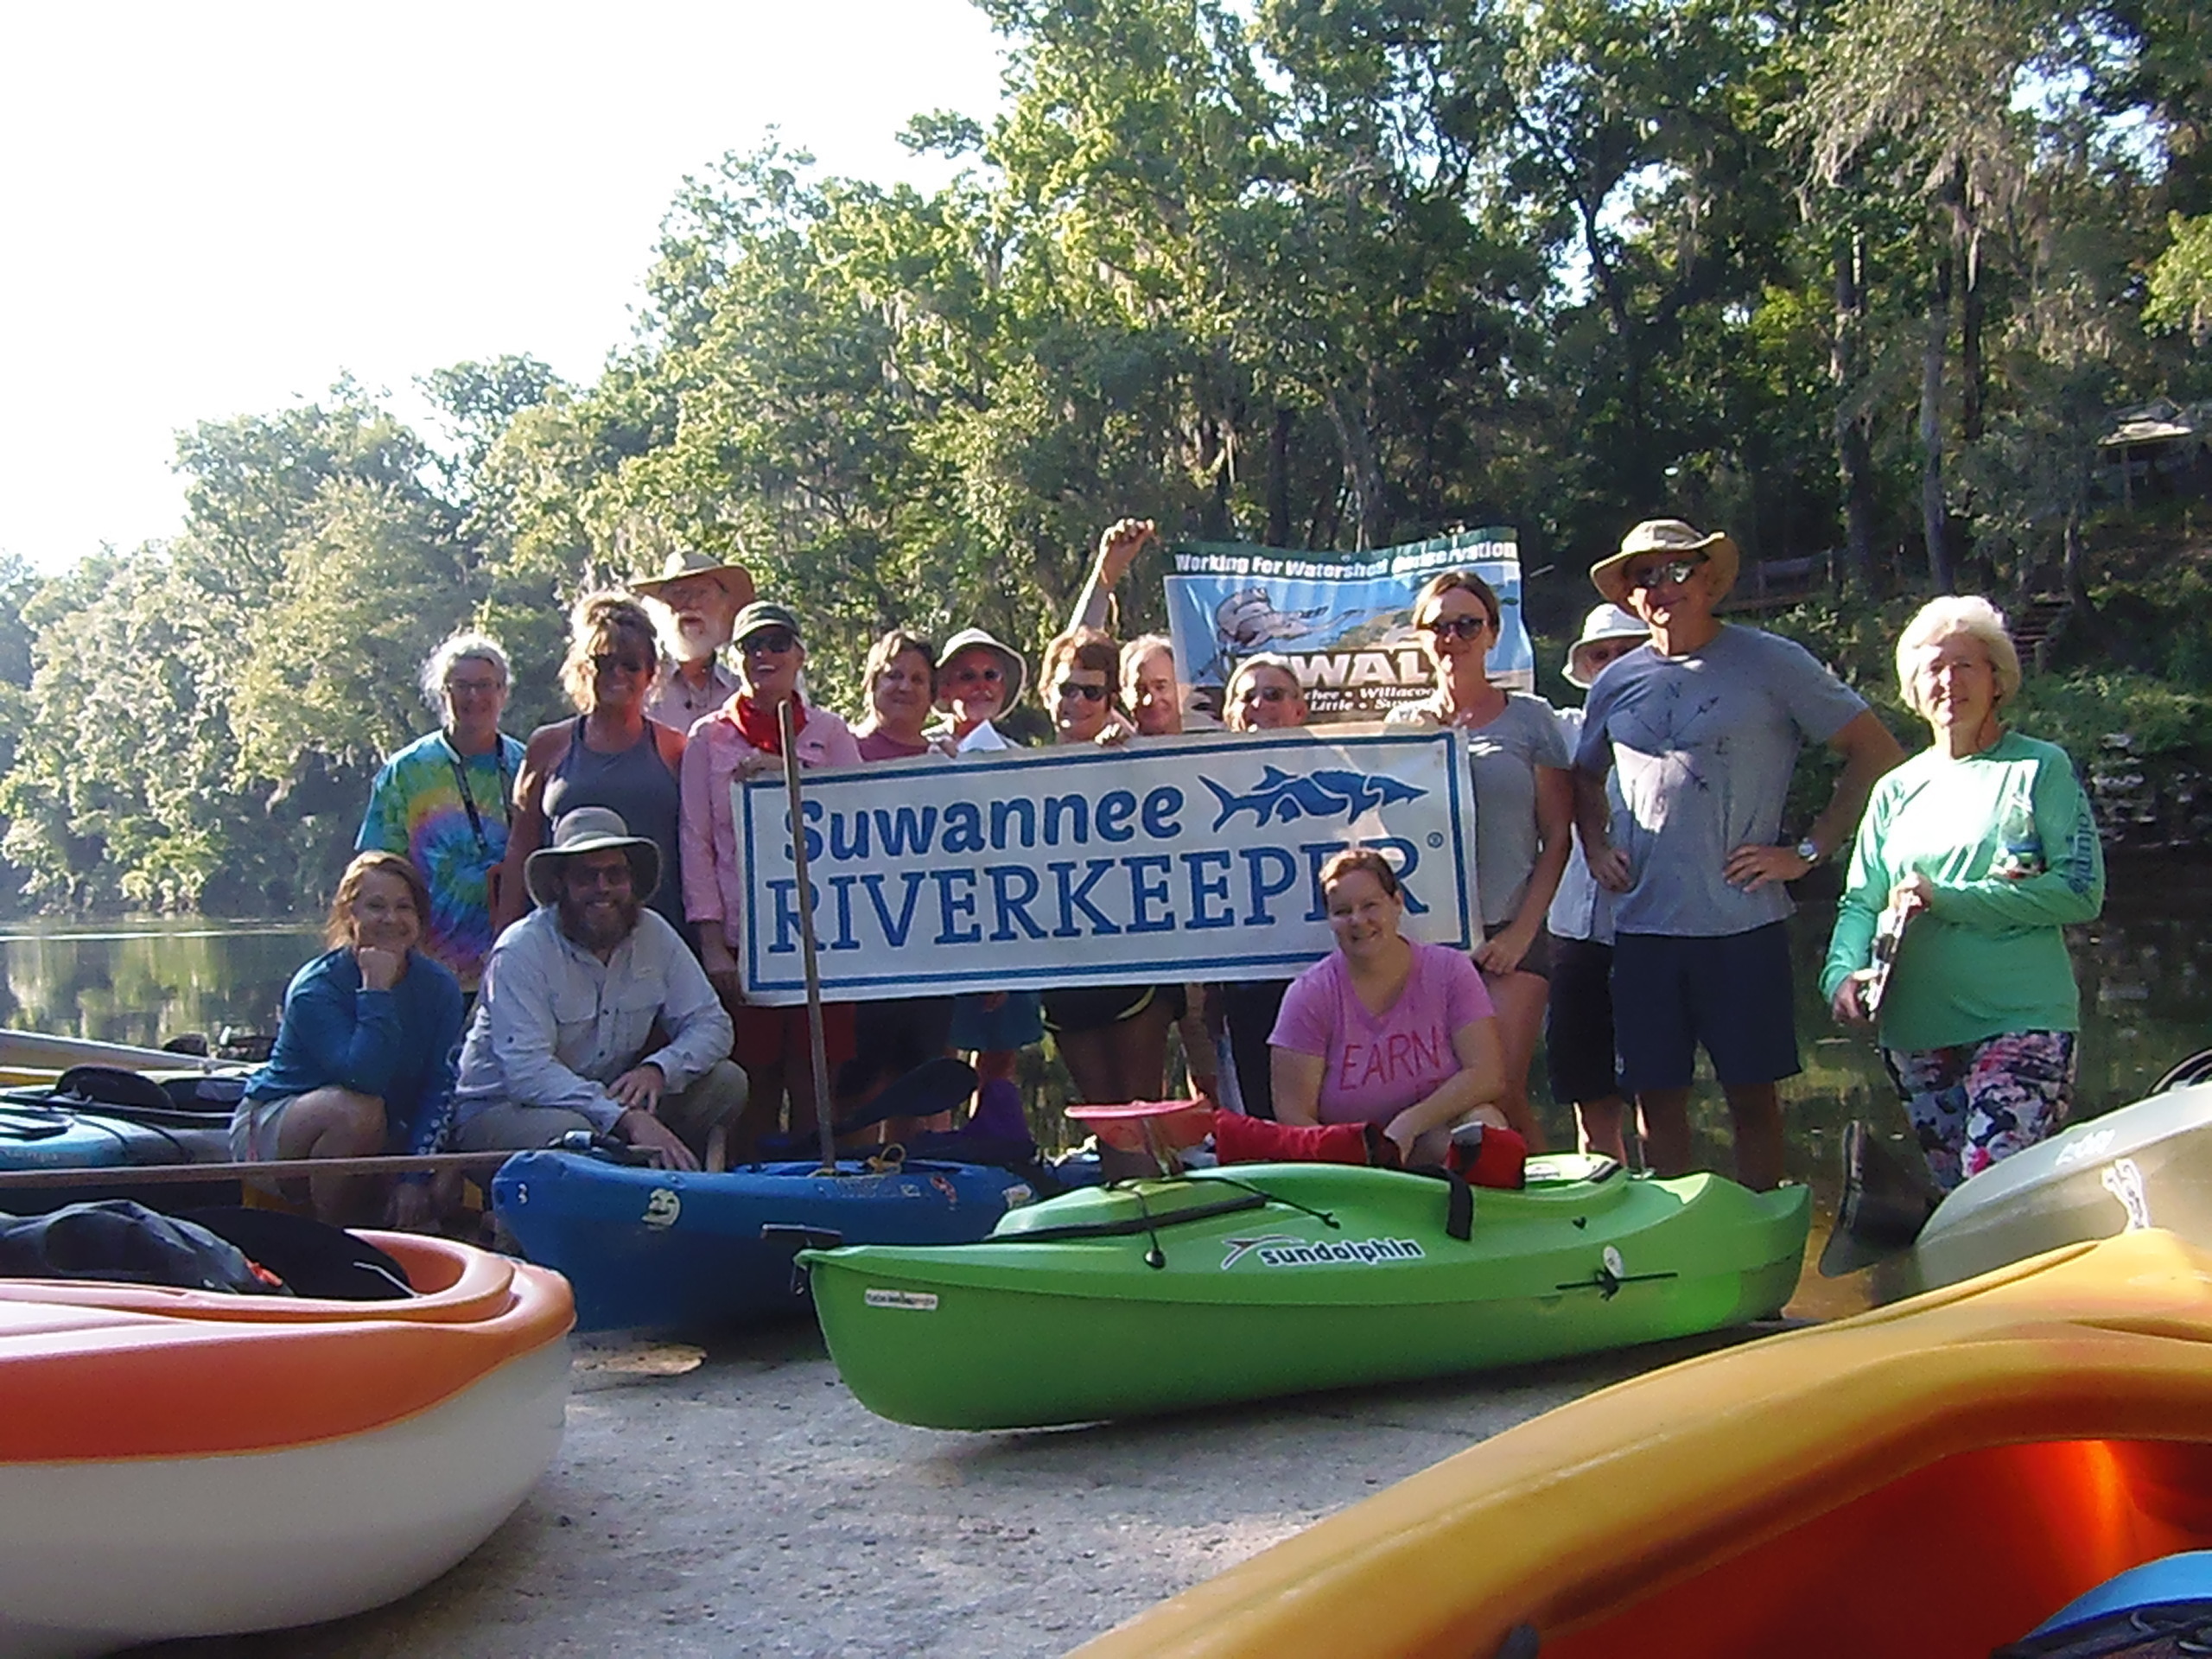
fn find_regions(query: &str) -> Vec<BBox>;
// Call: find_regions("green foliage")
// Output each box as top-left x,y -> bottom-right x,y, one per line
3,0 -> 2207,912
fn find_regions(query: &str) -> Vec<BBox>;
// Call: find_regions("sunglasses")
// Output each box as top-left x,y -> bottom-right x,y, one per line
592,653 -> 653,676
1240,683 -> 1294,703
1421,614 -> 1490,640
1056,682 -> 1110,703
742,628 -> 799,656
1626,555 -> 1709,591
948,664 -> 1004,685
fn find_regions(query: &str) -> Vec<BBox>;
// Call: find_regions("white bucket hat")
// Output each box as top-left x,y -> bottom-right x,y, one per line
1563,603 -> 1650,688
524,807 -> 662,907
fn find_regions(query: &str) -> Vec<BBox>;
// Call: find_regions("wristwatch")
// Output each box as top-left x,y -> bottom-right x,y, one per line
1792,836 -> 1823,867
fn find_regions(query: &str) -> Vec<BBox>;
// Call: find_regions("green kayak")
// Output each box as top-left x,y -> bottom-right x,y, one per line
800,1156 -> 1811,1430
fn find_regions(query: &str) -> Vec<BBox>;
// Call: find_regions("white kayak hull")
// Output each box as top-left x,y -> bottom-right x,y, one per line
1901,1078 -> 2212,1294
0,1337 -> 567,1656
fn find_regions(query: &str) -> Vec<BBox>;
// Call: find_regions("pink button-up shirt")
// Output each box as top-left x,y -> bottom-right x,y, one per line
680,698 -> 863,946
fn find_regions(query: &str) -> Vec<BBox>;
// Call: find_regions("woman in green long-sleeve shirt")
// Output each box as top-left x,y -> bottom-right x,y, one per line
1821,597 -> 2105,1191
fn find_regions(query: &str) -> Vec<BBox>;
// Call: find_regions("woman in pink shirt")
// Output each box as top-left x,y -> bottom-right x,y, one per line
1269,849 -> 1507,1164
681,601 -> 863,1154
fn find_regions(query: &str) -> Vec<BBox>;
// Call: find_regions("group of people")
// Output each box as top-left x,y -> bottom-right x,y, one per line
238,512 -> 2107,1229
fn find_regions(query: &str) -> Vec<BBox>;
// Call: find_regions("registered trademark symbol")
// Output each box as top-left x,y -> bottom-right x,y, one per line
1426,832 -> 1444,849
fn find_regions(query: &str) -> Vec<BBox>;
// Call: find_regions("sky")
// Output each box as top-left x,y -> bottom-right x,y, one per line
0,0 -> 1007,574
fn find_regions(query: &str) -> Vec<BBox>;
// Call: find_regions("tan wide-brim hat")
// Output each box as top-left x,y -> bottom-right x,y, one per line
630,547 -> 757,610
524,806 -> 662,908
934,626 -> 1029,709
1563,603 -> 1651,688
1589,519 -> 1739,607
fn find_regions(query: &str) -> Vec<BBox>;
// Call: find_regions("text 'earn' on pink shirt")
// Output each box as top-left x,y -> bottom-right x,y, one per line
1268,942 -> 1494,1127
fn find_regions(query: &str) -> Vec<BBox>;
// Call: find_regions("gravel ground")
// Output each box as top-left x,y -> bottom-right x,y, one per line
130,1319 -> 1765,1659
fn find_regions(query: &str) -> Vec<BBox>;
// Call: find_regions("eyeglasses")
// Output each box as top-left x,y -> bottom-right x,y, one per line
592,653 -> 653,676
1056,682 -> 1109,703
1421,615 -> 1490,640
1626,555 -> 1708,591
1240,683 -> 1294,704
567,861 -> 634,891
742,629 -> 799,656
947,664 -> 1003,685
447,677 -> 505,697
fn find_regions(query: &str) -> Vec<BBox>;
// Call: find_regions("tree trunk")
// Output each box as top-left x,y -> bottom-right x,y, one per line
1831,232 -> 1878,594
1265,406 -> 1294,549
1919,247 -> 1955,594
1323,387 -> 1387,551
1961,230 -> 1985,445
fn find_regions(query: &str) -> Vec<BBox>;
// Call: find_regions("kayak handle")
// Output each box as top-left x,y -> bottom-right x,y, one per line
760,1224 -> 846,1252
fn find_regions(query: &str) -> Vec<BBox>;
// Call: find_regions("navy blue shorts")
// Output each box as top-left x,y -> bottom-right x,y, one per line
1610,923 -> 1801,1093
1543,937 -> 1620,1105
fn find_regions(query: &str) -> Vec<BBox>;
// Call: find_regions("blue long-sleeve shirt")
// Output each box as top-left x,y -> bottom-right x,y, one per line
247,948 -> 466,1161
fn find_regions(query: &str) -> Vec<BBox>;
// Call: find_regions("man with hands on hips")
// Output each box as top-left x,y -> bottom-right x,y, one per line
1573,519 -> 1902,1190
452,806 -> 743,1170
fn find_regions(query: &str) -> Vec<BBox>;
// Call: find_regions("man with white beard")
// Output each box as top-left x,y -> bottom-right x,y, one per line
631,549 -> 756,730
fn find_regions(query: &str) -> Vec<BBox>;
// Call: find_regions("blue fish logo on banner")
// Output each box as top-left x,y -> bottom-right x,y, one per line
1201,766 -> 1427,830
1165,527 -> 1530,722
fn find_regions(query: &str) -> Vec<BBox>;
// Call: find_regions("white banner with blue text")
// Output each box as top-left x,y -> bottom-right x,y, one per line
735,728 -> 1476,1004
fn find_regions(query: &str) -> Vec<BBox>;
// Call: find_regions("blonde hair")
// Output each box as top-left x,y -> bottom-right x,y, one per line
559,593 -> 660,713
1224,654 -> 1308,732
1895,595 -> 2022,716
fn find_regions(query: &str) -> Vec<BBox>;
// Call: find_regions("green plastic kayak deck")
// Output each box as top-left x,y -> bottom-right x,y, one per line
801,1156 -> 1811,1429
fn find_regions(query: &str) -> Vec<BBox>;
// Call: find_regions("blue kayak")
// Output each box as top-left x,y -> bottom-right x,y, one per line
490,1151 -> 1040,1332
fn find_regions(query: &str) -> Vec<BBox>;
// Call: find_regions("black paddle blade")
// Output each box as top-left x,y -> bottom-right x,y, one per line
1818,1119 -> 1941,1277
759,1056 -> 981,1154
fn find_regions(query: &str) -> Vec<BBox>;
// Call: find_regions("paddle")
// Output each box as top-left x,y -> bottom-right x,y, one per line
1816,1120 -> 1942,1276
778,699 -> 839,1176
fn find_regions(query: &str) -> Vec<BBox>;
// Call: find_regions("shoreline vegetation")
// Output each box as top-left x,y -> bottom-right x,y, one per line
1,0 -> 2207,919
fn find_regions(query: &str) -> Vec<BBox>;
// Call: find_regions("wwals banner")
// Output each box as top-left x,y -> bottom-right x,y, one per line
736,729 -> 1475,1005
1162,528 -> 1531,721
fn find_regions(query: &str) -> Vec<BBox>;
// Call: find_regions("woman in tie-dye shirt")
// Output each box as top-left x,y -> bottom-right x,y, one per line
357,632 -> 525,993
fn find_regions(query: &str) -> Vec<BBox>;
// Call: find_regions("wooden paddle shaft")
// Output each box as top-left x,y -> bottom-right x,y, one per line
0,1151 -> 516,1190
778,699 -> 838,1173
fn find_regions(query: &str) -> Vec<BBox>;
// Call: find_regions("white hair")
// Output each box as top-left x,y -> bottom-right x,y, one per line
1119,633 -> 1175,688
1894,596 -> 2022,716
420,631 -> 512,714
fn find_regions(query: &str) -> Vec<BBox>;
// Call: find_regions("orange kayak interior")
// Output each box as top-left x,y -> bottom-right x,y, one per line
1073,1230 -> 2212,1659
0,1231 -> 572,1463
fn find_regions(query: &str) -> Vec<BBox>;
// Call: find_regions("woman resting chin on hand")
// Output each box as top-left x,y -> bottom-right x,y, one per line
1268,848 -> 1508,1167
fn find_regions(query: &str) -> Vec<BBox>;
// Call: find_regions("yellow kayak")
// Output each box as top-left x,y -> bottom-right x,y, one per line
1075,1228 -> 2212,1659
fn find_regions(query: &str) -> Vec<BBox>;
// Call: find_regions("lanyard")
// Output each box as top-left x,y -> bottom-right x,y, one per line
442,734 -> 513,859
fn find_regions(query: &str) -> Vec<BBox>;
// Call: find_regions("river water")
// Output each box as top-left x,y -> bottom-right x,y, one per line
4,860 -> 2209,1313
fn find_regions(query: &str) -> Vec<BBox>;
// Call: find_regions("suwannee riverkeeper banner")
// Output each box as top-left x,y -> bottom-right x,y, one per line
734,728 -> 1476,1004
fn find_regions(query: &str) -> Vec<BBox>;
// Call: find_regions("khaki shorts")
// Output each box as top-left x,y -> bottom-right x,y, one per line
454,1060 -> 749,1163
230,1094 -> 302,1162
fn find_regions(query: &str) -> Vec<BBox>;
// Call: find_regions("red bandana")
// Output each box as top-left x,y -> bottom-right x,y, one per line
733,693 -> 808,755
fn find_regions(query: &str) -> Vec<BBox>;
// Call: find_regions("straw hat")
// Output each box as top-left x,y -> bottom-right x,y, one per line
1563,603 -> 1651,689
934,626 -> 1029,709
524,807 -> 662,908
629,548 -> 757,610
1589,519 -> 1739,607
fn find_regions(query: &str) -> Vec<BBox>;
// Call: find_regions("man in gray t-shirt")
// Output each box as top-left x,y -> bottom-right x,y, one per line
1574,520 -> 1901,1189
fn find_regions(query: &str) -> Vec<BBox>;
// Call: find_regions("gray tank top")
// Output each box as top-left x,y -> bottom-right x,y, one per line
543,717 -> 688,938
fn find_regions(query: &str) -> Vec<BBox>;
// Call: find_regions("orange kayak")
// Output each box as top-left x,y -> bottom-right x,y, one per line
1074,1228 -> 2212,1659
0,1231 -> 573,1656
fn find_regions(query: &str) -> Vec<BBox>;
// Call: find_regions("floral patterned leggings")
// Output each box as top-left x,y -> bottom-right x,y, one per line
1881,1029 -> 2077,1193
